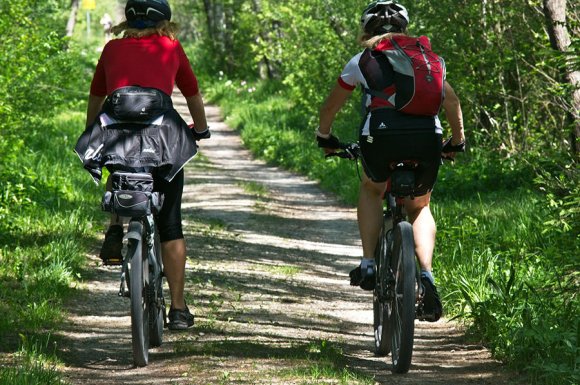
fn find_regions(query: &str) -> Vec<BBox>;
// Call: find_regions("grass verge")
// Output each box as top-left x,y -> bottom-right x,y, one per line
0,111 -> 100,381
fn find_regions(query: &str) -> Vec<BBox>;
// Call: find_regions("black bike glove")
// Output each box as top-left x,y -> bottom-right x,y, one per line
442,137 -> 466,153
192,128 -> 211,141
316,133 -> 341,149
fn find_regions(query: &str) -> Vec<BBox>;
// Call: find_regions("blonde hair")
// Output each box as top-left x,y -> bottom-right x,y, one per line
360,32 -> 407,49
111,20 -> 179,40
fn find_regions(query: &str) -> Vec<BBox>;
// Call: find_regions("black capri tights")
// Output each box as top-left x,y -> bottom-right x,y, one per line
154,169 -> 184,242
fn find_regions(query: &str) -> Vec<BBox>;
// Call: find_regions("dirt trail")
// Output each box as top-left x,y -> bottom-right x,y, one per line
58,95 -> 518,384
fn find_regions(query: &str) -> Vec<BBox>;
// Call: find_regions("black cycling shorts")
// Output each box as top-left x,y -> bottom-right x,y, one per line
153,169 -> 184,243
359,131 -> 443,196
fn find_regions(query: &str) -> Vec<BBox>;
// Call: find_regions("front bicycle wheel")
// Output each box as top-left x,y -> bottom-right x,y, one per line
389,221 -> 416,374
128,234 -> 150,367
149,231 -> 164,348
373,214 -> 393,356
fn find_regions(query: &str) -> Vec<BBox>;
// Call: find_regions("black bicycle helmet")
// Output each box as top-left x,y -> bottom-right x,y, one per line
126,0 -> 171,28
361,1 -> 409,35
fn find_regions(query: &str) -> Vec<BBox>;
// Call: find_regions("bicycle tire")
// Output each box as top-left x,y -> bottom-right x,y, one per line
373,214 -> 393,356
389,221 -> 416,374
128,230 -> 150,367
149,231 -> 164,348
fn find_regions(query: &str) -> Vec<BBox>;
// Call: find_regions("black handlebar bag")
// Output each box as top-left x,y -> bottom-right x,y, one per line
104,86 -> 173,121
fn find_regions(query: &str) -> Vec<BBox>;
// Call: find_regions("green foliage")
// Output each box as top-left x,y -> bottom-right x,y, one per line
0,112 -> 100,344
406,0 -> 576,153
0,0 -> 85,131
0,2 -> 102,379
0,0 -> 577,383
0,334 -> 69,385
184,0 -> 577,157
433,188 -> 578,384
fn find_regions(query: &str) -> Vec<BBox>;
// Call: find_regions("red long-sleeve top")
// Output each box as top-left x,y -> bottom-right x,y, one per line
90,35 -> 199,97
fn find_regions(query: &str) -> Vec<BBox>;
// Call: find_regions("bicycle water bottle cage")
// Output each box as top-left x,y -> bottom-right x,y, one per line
101,172 -> 164,217
388,161 -> 418,198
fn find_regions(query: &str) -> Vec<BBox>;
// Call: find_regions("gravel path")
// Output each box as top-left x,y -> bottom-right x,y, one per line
58,95 -> 519,384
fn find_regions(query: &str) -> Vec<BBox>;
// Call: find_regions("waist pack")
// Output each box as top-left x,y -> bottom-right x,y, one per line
365,35 -> 446,116
102,172 -> 164,217
104,86 -> 173,121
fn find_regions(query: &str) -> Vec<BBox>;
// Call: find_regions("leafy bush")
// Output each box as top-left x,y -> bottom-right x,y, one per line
0,0 -> 101,363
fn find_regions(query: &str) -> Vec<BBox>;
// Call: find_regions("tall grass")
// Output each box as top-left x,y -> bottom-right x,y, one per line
0,112 -> 100,379
433,188 -> 578,385
207,78 -> 579,384
0,334 -> 68,385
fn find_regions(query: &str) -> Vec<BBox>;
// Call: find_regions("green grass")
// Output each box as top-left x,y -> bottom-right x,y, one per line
0,112 -> 99,376
0,334 -> 69,385
432,188 -> 578,384
178,339 -> 374,384
264,264 -> 303,277
237,180 -> 269,198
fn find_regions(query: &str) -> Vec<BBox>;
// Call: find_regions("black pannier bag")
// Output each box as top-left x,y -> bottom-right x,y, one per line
102,172 -> 164,217
105,86 -> 173,121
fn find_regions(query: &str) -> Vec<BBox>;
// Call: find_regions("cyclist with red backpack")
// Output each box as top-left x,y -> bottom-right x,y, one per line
317,1 -> 465,321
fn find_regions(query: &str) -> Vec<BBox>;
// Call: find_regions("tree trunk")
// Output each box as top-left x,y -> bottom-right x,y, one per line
202,0 -> 214,39
250,0 -> 278,79
66,0 -> 80,37
543,0 -> 580,155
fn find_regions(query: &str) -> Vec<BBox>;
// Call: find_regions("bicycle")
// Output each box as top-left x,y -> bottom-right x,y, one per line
328,142 -> 438,374
102,171 -> 166,367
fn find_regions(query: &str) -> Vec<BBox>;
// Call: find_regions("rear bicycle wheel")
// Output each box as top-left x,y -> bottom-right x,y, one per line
373,214 -> 393,356
128,233 -> 150,367
149,231 -> 164,348
389,221 -> 416,374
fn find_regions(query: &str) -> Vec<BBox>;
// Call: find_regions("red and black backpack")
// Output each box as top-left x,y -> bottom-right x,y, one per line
361,35 -> 446,116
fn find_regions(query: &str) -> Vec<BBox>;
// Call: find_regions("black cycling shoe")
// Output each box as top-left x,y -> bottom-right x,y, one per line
167,306 -> 194,331
99,225 -> 123,265
417,276 -> 443,322
349,260 -> 375,291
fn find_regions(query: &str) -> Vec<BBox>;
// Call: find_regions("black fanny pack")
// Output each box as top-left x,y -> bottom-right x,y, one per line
104,86 -> 173,121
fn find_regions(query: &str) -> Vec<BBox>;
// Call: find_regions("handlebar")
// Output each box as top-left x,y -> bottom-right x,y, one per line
325,139 -> 460,162
324,142 -> 361,160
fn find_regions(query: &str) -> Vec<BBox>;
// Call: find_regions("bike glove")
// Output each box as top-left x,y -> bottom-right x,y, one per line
442,138 -> 466,153
192,128 -> 211,141
316,133 -> 341,149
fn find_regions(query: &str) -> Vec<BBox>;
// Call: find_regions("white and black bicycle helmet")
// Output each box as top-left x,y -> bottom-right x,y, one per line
126,0 -> 171,28
361,1 -> 409,35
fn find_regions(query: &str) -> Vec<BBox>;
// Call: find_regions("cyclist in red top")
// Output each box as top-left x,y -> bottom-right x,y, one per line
85,0 -> 208,330
317,1 -> 465,322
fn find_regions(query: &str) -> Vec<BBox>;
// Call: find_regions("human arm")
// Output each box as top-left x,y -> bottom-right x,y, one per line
442,81 -> 465,146
317,84 -> 353,153
185,93 -> 209,137
85,94 -> 107,127
319,83 -> 354,137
